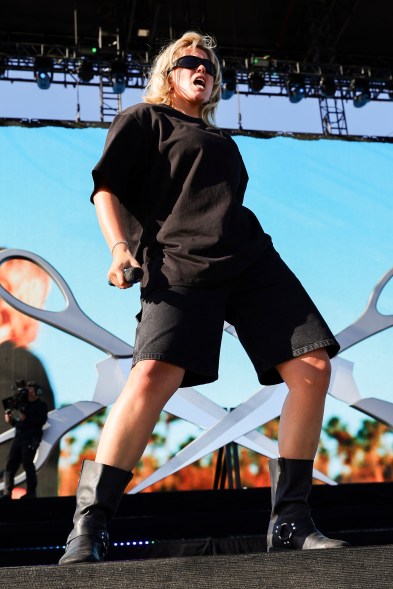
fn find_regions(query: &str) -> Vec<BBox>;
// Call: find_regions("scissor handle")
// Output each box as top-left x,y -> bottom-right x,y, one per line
0,248 -> 133,358
336,266 -> 393,352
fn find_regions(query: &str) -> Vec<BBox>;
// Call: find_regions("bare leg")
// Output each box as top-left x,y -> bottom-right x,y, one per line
59,359 -> 185,565
96,359 -> 185,471
266,349 -> 349,550
276,348 -> 331,459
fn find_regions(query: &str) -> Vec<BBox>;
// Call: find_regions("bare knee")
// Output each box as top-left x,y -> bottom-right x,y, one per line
131,359 -> 184,387
277,348 -> 331,395
114,360 -> 184,415
124,359 -> 185,404
311,352 -> 331,394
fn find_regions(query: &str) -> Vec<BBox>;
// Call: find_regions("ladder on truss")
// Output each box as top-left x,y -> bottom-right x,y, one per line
98,26 -> 122,122
319,96 -> 349,135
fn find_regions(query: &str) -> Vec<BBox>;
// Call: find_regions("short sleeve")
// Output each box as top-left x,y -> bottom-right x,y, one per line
91,111 -> 147,205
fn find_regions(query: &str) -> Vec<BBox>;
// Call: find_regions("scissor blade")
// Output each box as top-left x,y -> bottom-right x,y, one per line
165,387 -> 279,458
328,356 -> 361,405
337,267 -> 393,352
166,383 -> 286,440
351,398 -> 393,429
0,428 -> 15,445
92,357 -> 132,405
130,384 -> 287,492
131,382 -> 335,493
164,387 -> 232,428
167,387 -> 334,485
336,314 -> 393,353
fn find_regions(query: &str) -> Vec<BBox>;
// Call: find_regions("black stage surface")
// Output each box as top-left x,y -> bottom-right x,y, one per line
1,547 -> 393,589
1,482 -> 393,569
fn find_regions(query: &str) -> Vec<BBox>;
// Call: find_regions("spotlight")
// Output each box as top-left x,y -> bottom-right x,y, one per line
110,60 -> 128,94
286,73 -> 305,103
351,77 -> 371,108
78,60 -> 95,83
248,71 -> 265,93
221,69 -> 237,100
34,56 -> 53,90
319,76 -> 337,98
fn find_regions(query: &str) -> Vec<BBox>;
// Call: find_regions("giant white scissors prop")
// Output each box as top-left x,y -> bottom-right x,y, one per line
0,250 -> 391,491
0,249 -> 330,489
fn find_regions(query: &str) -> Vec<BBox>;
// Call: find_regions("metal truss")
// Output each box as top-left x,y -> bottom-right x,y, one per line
1,42 -> 392,131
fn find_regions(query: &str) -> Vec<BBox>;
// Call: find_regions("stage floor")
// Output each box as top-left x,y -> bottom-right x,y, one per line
1,546 -> 393,589
1,482 -> 393,568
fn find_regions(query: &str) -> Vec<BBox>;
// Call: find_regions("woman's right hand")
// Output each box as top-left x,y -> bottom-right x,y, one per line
108,242 -> 142,289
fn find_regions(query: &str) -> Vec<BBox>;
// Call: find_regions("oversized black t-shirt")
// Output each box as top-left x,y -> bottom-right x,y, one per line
92,103 -> 271,293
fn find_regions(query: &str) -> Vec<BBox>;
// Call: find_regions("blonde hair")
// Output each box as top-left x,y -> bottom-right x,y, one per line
143,31 -> 221,125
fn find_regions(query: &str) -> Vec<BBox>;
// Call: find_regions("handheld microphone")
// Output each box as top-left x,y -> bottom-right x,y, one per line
108,266 -> 144,286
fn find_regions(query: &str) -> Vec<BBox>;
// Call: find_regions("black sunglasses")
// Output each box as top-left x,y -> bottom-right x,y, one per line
169,56 -> 216,77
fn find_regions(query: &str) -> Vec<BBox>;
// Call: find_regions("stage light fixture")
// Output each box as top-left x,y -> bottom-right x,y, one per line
221,69 -> 237,100
351,77 -> 371,108
78,60 -> 95,83
248,71 -> 265,93
34,56 -> 53,90
251,55 -> 270,68
319,76 -> 337,98
286,73 -> 305,103
111,60 -> 128,94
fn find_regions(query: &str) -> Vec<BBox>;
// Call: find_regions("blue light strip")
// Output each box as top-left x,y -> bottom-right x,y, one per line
0,540 -> 158,553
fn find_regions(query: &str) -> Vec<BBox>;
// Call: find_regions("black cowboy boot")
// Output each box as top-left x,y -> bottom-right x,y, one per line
59,459 -> 133,564
0,470 -> 13,500
267,458 -> 349,552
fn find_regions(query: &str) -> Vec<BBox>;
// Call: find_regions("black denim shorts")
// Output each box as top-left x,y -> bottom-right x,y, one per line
132,244 -> 339,387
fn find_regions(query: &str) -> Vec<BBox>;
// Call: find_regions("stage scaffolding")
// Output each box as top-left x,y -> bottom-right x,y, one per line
1,0 -> 393,132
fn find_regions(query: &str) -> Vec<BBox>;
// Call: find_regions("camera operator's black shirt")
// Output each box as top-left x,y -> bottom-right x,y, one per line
16,399 -> 48,441
91,103 -> 271,294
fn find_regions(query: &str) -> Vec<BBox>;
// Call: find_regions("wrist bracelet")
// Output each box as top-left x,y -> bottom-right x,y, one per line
111,240 -> 129,254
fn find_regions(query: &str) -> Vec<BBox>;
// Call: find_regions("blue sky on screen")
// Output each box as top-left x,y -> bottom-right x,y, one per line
0,124 -> 391,441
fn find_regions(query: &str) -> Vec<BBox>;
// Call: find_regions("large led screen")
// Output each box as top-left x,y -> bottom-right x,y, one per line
0,124 -> 392,495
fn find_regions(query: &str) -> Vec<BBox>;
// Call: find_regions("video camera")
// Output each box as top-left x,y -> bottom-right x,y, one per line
2,379 -> 29,412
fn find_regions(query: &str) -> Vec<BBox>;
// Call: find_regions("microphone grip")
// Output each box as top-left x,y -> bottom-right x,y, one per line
108,266 -> 144,286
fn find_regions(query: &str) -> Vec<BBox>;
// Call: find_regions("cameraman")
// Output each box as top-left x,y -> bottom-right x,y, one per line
1,382 -> 48,499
